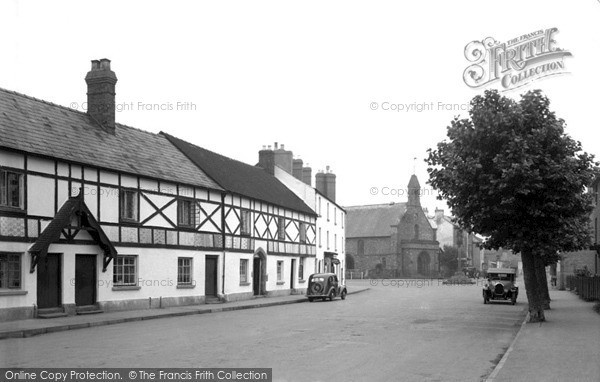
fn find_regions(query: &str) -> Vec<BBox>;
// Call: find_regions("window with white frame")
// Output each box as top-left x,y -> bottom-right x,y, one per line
113,255 -> 137,286
0,170 -> 24,209
277,260 -> 283,281
120,189 -> 138,221
334,233 -> 337,251
178,199 -> 195,227
318,227 -> 322,248
177,257 -> 193,285
277,217 -> 286,240
327,203 -> 330,221
240,210 -> 251,236
240,259 -> 249,283
327,231 -> 330,250
0,253 -> 21,289
334,208 -> 337,225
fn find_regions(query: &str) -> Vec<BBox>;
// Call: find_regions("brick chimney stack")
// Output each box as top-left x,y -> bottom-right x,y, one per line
85,58 -> 117,132
315,166 -> 336,202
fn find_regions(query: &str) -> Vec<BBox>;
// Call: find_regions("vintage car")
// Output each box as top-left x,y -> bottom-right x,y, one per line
307,273 -> 347,302
483,268 -> 518,305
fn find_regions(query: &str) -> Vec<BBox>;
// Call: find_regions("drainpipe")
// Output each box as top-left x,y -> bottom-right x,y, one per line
221,192 -> 227,296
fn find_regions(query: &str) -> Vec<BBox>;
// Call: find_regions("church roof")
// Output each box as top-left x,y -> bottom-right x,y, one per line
345,203 -> 407,238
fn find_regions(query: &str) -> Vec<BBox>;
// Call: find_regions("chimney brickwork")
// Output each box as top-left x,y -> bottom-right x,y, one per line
85,58 -> 117,132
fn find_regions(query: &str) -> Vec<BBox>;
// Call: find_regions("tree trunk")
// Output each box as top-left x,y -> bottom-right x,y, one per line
521,251 -> 545,322
535,255 -> 551,310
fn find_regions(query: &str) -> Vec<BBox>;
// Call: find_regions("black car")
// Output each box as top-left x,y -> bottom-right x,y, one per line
307,273 -> 347,302
483,268 -> 519,305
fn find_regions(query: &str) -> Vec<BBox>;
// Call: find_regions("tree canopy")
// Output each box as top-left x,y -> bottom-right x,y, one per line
426,89 -> 598,256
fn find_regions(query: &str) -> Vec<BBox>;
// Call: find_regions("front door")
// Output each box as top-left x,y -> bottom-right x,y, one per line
75,255 -> 96,306
290,259 -> 296,290
253,257 -> 262,296
37,253 -> 61,309
205,256 -> 218,297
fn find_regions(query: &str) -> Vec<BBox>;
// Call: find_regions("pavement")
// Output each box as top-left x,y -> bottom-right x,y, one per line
0,287 -> 370,340
488,289 -> 600,382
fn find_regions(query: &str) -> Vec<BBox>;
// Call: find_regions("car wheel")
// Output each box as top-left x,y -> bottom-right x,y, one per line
341,290 -> 347,300
329,290 -> 335,301
308,297 -> 314,302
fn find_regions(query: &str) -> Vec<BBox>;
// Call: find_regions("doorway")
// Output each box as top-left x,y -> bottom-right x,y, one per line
37,253 -> 61,309
253,251 -> 266,296
290,259 -> 296,290
75,255 -> 96,306
205,256 -> 218,297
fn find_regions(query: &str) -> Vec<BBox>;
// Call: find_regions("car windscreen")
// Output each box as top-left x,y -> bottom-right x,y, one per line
489,273 -> 512,281
311,277 -> 325,282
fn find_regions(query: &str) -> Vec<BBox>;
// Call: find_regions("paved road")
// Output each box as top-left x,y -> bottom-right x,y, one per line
0,279 -> 526,382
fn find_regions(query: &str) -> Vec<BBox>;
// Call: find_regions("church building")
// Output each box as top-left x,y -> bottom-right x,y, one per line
345,175 -> 439,278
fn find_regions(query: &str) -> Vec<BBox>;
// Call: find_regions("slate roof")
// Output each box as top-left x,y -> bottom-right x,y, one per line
0,87 -> 222,191
163,133 -> 316,216
345,203 -> 407,238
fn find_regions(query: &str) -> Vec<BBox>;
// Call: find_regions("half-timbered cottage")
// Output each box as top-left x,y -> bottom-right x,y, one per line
0,58 -> 316,321
163,135 -> 317,301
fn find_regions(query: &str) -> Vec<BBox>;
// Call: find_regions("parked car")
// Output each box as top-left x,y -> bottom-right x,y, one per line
483,268 -> 518,305
307,273 -> 347,302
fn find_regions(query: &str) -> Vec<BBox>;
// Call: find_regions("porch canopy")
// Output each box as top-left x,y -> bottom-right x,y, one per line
28,191 -> 117,273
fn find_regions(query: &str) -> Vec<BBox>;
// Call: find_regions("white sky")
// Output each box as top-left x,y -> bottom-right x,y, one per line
1,0 -> 599,213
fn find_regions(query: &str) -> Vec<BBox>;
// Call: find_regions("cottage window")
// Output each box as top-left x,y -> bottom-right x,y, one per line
277,217 -> 285,240
178,257 -> 193,285
277,261 -> 284,282
120,189 -> 138,221
178,200 -> 195,227
240,210 -> 251,236
299,257 -> 304,280
0,253 -> 21,289
240,259 -> 249,283
113,255 -> 137,286
0,170 -> 24,209
299,222 -> 307,243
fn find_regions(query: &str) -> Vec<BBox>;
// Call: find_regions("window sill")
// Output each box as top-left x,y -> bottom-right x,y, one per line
0,206 -> 26,215
298,279 -> 306,284
239,282 -> 251,286
276,281 -> 285,285
177,284 -> 196,289
0,290 -> 27,296
112,285 -> 141,291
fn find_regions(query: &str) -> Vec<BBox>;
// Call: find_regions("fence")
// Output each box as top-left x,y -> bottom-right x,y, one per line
566,275 -> 600,301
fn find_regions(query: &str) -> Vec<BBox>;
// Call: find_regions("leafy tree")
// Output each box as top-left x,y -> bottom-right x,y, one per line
439,245 -> 459,277
426,89 -> 597,322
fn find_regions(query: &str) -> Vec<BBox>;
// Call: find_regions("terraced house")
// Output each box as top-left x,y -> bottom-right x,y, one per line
0,59 -> 316,321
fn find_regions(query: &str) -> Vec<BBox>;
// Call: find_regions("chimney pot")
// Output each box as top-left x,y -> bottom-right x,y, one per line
274,142 -> 278,150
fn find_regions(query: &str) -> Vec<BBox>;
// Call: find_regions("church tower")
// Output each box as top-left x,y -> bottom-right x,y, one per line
407,174 -> 421,206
